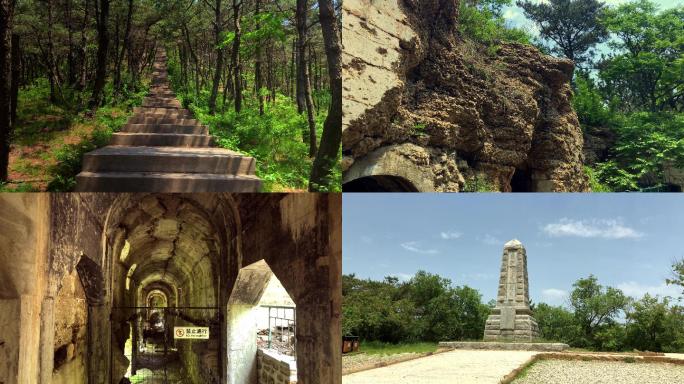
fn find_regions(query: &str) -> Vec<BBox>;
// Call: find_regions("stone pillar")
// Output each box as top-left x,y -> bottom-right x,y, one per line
483,239 -> 540,340
39,297 -> 55,384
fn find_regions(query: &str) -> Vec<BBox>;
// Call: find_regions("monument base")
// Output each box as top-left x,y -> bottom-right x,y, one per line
483,311 -> 540,341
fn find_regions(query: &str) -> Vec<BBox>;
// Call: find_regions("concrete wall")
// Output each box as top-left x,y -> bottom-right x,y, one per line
257,349 -> 296,384
0,194 -> 50,384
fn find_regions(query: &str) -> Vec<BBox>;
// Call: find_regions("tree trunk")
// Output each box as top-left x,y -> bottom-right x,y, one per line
10,33 -> 18,124
182,25 -> 200,96
89,0 -> 110,109
0,0 -> 15,182
208,0 -> 223,115
231,0 -> 242,113
78,0 -> 89,92
254,0 -> 264,115
309,0 -> 342,191
296,0 -> 317,156
114,0 -> 133,97
45,0 -> 63,103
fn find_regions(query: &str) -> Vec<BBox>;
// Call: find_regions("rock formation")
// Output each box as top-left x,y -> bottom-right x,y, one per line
342,0 -> 589,192
484,239 -> 540,341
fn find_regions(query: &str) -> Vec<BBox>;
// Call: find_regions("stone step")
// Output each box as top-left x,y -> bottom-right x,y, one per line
133,107 -> 193,117
111,132 -> 212,147
75,171 -> 261,192
142,101 -> 182,109
81,146 -> 256,175
127,116 -> 200,125
123,123 -> 208,135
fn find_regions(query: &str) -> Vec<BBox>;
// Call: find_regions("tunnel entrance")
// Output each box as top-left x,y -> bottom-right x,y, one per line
112,306 -> 220,384
342,175 -> 419,192
510,168 -> 532,192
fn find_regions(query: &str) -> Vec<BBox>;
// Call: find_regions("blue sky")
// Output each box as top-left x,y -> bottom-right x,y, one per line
503,0 -> 683,38
343,194 -> 684,307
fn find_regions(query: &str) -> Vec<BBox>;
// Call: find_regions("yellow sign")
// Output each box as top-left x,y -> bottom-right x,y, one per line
174,326 -> 210,339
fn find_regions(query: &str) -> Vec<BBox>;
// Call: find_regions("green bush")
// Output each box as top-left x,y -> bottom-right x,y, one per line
459,1 -> 532,45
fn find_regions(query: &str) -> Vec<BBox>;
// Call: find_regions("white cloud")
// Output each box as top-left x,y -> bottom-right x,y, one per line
360,235 -> 373,244
400,241 -> 439,255
542,218 -> 643,239
542,288 -> 568,304
617,281 -> 681,299
479,234 -> 502,246
440,231 -> 462,240
392,273 -> 413,282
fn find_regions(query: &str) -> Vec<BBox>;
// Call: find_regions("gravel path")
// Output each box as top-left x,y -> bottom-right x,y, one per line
343,350 -> 537,384
513,360 -> 684,384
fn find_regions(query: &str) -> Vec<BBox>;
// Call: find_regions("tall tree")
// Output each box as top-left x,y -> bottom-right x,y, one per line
231,0 -> 242,112
309,0 -> 341,191
89,0 -> 110,108
0,0 -> 16,182
569,275 -> 628,347
206,0 -> 224,114
517,0 -> 608,67
295,0 -> 316,156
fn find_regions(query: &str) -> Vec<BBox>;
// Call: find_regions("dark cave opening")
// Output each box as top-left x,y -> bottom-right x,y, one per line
510,168 -> 532,192
343,175 -> 419,192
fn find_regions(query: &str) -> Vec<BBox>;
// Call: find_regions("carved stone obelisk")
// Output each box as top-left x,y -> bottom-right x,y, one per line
484,239 -> 540,340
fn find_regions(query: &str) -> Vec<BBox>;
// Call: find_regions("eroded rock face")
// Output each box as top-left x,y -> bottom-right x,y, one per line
342,0 -> 589,192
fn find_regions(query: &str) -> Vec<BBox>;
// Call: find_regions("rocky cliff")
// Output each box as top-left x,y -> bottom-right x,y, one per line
342,0 -> 589,192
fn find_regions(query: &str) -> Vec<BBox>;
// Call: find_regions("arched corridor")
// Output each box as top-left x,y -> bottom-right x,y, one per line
0,193 -> 341,384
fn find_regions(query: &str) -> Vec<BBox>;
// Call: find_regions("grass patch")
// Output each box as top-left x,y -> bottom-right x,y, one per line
167,54 -> 340,192
7,78 -> 146,191
358,341 -> 438,356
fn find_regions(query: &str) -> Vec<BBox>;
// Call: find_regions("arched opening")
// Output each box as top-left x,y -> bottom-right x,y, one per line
510,168 -> 532,192
226,260 -> 297,384
107,195 -> 225,384
343,175 -> 419,192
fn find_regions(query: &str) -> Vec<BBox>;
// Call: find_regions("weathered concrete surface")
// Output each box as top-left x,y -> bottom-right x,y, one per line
439,341 -> 568,352
343,349 -> 538,384
0,193 -> 341,384
342,0 -> 589,192
484,239 -> 540,341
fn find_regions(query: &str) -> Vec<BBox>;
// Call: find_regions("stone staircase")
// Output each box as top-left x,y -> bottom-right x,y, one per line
75,52 -> 261,192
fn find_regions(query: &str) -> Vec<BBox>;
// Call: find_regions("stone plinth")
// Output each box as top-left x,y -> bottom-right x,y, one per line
484,239 -> 540,341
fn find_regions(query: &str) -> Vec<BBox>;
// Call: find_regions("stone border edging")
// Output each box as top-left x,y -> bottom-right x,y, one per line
500,352 -> 684,383
342,347 -> 454,376
439,341 -> 569,352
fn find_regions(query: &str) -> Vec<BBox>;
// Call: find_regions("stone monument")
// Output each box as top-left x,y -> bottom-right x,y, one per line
484,239 -> 540,340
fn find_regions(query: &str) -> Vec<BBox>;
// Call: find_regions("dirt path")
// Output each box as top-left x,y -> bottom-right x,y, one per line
342,349 -> 538,384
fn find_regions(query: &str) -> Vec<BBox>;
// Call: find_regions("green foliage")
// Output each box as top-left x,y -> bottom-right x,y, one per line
573,74 -> 613,127
167,52 -> 338,191
517,0 -> 608,66
462,175 -> 497,192
599,1 -> 684,113
584,166 -> 612,192
667,259 -> 684,296
459,0 -> 532,45
342,272 -> 490,343
535,303 -> 581,344
593,113 -> 684,191
569,275 -> 629,349
47,106 -> 132,191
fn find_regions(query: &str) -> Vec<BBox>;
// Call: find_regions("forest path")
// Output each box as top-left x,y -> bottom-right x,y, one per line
75,51 -> 261,192
342,349 -> 537,384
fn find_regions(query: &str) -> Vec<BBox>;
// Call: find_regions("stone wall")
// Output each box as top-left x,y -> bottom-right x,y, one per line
257,349 -> 296,384
342,0 -> 589,192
